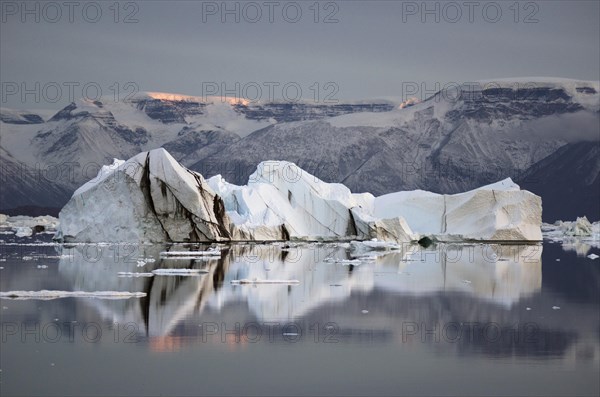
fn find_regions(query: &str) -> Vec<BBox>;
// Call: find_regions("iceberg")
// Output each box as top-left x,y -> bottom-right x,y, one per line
374,179 -> 543,241
56,148 -> 542,243
541,217 -> 600,256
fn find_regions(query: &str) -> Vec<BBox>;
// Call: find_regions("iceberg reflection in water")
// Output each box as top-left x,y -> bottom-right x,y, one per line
2,237 -> 599,396
54,242 -> 543,337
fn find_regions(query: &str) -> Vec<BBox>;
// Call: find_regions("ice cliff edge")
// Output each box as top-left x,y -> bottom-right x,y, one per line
55,148 -> 542,243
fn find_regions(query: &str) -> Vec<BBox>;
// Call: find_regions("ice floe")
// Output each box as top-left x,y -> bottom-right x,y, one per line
0,290 -> 147,299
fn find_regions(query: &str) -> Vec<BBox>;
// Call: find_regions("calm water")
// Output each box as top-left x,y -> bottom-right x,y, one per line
1,234 -> 599,396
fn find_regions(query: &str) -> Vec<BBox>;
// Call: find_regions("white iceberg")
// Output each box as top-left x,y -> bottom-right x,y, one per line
57,148 -> 234,243
374,179 -> 543,241
56,148 -> 542,243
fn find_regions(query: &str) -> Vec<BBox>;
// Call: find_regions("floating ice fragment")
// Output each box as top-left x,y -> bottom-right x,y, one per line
15,227 -> 32,238
462,280 -> 472,284
552,306 -> 561,310
526,307 -> 532,311
151,268 -> 208,275
117,272 -> 154,277
0,290 -> 147,299
587,253 -> 599,260
231,278 -> 299,285
361,310 -> 369,314
160,248 -> 221,257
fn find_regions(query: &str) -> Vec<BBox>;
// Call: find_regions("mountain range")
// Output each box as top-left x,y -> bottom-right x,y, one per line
1,79 -> 598,221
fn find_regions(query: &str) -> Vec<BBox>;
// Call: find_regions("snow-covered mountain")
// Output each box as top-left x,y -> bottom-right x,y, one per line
0,147 -> 70,210
0,93 -> 395,211
191,79 -> 600,221
1,79 -> 598,221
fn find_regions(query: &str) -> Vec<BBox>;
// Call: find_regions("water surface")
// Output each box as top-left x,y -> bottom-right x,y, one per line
1,234 -> 599,396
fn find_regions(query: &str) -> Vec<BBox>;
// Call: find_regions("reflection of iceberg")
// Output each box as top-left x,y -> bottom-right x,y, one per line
57,243 -> 228,337
57,242 -> 542,336
43,240 -> 599,362
373,244 -> 542,307
207,244 -> 542,320
207,244 -> 375,320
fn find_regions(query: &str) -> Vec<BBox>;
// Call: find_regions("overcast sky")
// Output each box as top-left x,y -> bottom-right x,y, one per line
1,0 -> 599,109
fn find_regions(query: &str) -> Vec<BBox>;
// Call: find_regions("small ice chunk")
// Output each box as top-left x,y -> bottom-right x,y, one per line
332,259 -> 362,265
0,290 -> 147,300
117,272 -> 154,277
160,248 -> 221,257
587,253 -> 599,260
462,280 -> 472,284
526,307 -> 532,311
231,278 -> 299,285
151,268 -> 208,276
361,310 -> 369,314
552,306 -> 561,310
15,227 -> 32,238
